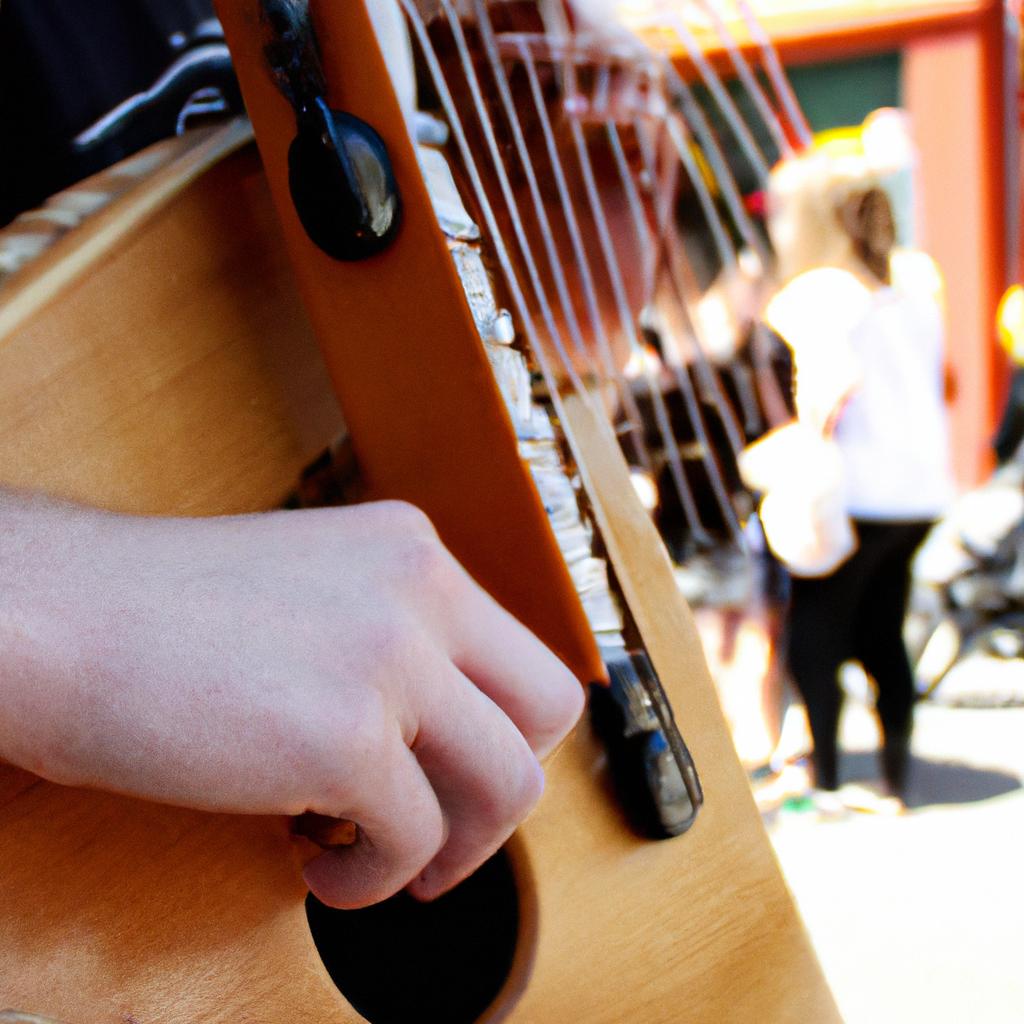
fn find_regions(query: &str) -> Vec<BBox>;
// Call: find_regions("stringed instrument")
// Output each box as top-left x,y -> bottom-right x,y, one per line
0,2 -> 838,1020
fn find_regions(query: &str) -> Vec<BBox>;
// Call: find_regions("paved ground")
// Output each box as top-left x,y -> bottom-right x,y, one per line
767,693 -> 1024,1023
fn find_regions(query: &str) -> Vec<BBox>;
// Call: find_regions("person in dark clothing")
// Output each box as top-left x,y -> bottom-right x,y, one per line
993,285 -> 1024,464
0,0 -> 217,226
787,521 -> 931,794
993,368 -> 1024,464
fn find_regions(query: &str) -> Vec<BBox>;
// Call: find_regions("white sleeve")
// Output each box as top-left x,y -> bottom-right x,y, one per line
765,268 -> 870,431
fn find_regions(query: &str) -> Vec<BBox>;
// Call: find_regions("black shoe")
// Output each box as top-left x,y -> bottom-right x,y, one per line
881,735 -> 911,799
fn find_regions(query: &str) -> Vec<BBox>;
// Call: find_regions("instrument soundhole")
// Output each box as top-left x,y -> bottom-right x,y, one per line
306,849 -> 520,1023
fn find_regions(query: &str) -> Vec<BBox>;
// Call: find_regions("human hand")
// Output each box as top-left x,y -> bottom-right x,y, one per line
0,492 -> 583,908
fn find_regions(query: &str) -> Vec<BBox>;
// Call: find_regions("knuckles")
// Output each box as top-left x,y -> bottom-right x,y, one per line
393,531 -> 454,593
365,500 -> 439,542
487,743 -> 545,829
310,688 -> 392,808
537,667 -> 586,753
414,788 -> 449,865
510,752 -> 545,821
347,500 -> 457,601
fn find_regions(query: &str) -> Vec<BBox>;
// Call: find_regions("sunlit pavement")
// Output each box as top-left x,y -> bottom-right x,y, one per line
768,691 -> 1024,1023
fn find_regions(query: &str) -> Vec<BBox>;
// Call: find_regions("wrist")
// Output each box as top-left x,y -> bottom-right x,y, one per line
0,490 -> 111,782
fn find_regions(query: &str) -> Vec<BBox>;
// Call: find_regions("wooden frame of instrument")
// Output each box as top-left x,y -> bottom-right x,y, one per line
0,2 -> 842,1020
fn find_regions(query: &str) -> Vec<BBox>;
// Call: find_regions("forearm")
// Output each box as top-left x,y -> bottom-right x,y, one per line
0,489 -> 112,780
0,488 -> 582,907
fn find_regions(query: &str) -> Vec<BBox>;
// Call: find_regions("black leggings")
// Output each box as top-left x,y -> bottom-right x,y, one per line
787,519 -> 932,791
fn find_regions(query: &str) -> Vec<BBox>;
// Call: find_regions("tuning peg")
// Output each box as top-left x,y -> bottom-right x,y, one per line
288,95 -> 402,261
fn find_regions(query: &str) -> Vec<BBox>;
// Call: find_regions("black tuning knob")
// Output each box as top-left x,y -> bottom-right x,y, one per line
288,95 -> 402,261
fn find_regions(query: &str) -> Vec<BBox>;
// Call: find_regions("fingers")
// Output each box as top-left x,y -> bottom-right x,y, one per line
303,739 -> 445,910
443,568 -> 585,760
304,662 -> 545,908
404,671 -> 545,902
361,501 -> 584,759
303,502 -> 584,908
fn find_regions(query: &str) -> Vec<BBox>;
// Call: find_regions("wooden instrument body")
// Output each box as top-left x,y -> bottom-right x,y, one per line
0,3 -> 838,1020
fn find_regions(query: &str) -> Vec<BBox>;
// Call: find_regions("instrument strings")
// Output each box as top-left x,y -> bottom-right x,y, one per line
633,1 -> 809,434
476,13 -> 659,481
401,0 -> 802,562
729,0 -> 812,148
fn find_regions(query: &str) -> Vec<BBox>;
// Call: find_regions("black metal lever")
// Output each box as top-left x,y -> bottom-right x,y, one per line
73,29 -> 242,153
590,649 -> 703,839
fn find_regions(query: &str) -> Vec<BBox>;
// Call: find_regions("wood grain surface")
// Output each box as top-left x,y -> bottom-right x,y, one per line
0,4 -> 840,1015
0,139 -> 342,516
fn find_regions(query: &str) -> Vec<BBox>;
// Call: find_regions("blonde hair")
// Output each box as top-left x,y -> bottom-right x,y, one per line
767,146 -> 892,284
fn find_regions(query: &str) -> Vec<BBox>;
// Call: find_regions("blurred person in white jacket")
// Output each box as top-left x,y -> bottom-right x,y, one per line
765,131 -> 955,804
